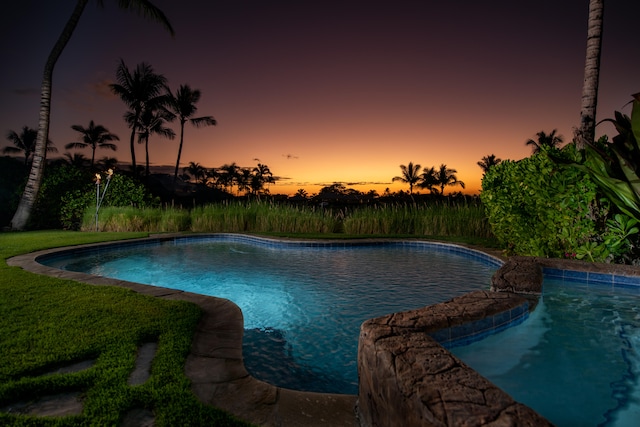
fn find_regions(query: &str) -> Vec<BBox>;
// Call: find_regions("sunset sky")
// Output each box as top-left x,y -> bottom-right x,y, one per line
1,1 -> 638,196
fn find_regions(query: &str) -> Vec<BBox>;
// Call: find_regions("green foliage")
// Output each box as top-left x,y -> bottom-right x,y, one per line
31,163 -> 93,230
29,167 -> 158,231
574,95 -> 640,220
481,145 -> 605,258
102,174 -> 159,208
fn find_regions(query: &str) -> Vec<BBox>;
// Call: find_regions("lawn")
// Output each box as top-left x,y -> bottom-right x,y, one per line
0,231 -> 253,426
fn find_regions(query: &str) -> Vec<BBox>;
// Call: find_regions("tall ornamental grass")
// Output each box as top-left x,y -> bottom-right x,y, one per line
83,206 -> 191,233
81,200 -> 493,238
342,203 -> 493,238
190,202 -> 338,233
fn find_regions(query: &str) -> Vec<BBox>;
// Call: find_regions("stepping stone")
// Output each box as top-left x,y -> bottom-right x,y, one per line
1,392 -> 83,417
128,342 -> 158,385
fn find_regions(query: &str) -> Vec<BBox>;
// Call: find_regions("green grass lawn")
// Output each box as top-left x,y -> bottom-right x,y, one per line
0,231 -> 253,426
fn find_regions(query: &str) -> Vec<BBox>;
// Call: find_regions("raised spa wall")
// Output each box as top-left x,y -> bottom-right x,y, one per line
357,256 -> 554,427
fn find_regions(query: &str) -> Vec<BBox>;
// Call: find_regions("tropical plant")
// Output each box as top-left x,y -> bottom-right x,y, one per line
418,166 -> 438,193
59,152 -> 90,169
576,0 -> 605,149
183,161 -> 207,184
132,107 -> 175,176
525,129 -> 564,154
477,154 -> 502,173
217,163 -> 240,193
166,84 -> 217,182
434,164 -> 465,195
573,93 -> 640,221
392,162 -> 422,194
4,126 -> 56,165
10,0 -> 173,231
65,120 -> 119,168
110,60 -> 169,175
481,145 -> 603,258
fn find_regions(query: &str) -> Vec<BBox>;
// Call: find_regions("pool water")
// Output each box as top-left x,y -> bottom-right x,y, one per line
450,278 -> 640,427
42,237 -> 498,394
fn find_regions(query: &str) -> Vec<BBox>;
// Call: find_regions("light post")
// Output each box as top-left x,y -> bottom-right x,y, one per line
95,168 -> 114,231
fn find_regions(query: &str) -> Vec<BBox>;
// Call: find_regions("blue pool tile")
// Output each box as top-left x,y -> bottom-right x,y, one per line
613,275 -> 640,288
587,272 -> 614,284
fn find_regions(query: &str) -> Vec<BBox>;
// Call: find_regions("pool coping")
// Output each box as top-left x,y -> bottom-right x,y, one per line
9,234 -> 639,426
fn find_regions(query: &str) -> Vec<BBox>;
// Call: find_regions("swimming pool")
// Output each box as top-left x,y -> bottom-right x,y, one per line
450,277 -> 640,427
40,234 -> 500,394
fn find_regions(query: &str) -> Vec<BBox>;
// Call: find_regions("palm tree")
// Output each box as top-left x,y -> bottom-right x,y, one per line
4,126 -> 56,165
65,120 -> 119,168
525,129 -> 564,154
418,166 -> 439,193
132,107 -> 175,177
60,152 -> 90,169
237,168 -> 253,195
11,0 -> 173,230
183,161 -> 207,184
166,84 -> 217,182
434,164 -> 465,195
577,0 -> 605,149
477,154 -> 502,173
253,163 -> 274,193
294,189 -> 308,199
218,163 -> 240,193
392,162 -> 422,194
110,60 -> 169,175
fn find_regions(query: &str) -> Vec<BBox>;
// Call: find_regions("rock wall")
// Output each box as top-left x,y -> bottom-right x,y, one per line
357,261 -> 552,427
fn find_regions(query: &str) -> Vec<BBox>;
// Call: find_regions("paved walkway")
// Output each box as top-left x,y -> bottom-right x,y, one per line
7,243 -> 359,427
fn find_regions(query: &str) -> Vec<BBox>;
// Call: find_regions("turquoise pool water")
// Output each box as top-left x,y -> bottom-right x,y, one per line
41,235 -> 499,394
450,278 -> 640,427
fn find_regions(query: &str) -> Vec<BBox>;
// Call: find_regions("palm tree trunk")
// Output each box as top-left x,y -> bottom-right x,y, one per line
11,0 -> 89,230
173,121 -> 186,182
145,136 -> 150,177
129,127 -> 137,174
577,0 -> 604,149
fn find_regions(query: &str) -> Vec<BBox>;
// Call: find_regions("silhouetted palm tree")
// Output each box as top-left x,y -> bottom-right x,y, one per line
418,166 -> 438,193
434,164 -> 465,195
577,0 -> 604,149
218,163 -> 240,193
4,126 -> 56,165
253,163 -> 274,193
525,129 -> 564,154
392,162 -> 422,194
65,120 -> 119,168
11,0 -> 173,230
183,161 -> 207,184
477,154 -> 502,173
166,84 -> 217,182
60,152 -> 90,169
132,108 -> 175,176
110,60 -> 169,174
237,168 -> 253,195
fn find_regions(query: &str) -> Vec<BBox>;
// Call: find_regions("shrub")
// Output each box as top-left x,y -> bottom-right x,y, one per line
481,145 -> 604,258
